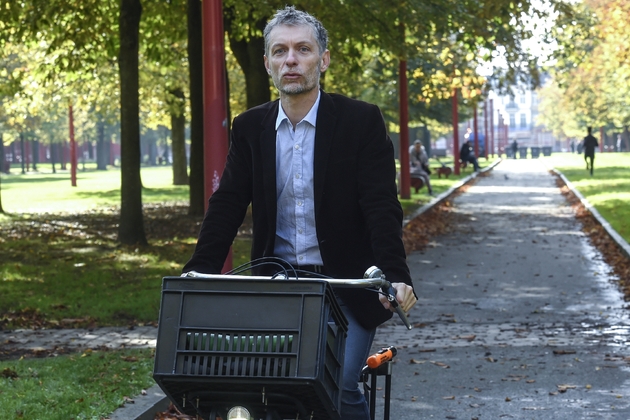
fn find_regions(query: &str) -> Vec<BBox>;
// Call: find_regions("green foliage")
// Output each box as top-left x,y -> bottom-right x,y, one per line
543,0 -> 630,132
0,348 -> 155,420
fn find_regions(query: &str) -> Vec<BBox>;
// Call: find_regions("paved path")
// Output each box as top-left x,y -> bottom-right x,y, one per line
376,158 -> 630,419
4,158 -> 630,420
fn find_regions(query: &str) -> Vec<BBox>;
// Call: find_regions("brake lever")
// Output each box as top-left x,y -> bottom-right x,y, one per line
364,266 -> 412,330
382,283 -> 413,330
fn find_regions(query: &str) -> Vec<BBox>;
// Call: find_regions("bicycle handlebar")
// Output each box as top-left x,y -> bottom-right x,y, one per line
183,266 -> 413,330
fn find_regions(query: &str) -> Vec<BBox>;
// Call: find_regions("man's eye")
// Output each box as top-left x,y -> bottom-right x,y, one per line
273,49 -> 285,55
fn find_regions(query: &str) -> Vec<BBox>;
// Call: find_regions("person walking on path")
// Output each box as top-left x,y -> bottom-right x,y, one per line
182,6 -> 416,419
583,126 -> 599,176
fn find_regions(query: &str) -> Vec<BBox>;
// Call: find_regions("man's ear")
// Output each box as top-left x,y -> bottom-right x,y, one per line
320,50 -> 330,73
264,55 -> 271,74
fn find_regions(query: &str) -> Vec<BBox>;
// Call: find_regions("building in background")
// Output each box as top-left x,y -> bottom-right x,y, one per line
488,86 -> 556,155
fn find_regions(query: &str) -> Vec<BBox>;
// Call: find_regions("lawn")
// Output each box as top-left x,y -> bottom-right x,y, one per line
0,159 -> 483,419
542,152 -> 630,243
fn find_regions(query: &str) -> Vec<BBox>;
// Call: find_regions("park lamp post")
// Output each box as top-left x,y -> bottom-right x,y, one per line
202,0 -> 231,271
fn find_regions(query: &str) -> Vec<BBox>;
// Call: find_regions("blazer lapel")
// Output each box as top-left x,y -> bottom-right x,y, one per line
260,101 -> 280,237
313,91 -> 337,210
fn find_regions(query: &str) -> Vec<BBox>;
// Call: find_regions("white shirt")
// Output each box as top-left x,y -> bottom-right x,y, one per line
273,91 -> 323,266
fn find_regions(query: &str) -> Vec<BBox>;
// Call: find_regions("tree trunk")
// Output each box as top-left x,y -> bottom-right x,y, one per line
117,0 -> 147,246
96,120 -> 108,170
624,126 -> 630,152
20,133 -> 25,174
0,133 -> 3,213
170,88 -> 189,185
227,17 -> 270,109
32,139 -> 38,170
51,140 -> 57,174
187,0 -> 205,216
0,133 -> 6,174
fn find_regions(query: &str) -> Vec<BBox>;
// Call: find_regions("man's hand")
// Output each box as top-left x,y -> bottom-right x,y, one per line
379,282 -> 417,313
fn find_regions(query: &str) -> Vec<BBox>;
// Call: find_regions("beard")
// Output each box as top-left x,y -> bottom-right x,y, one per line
272,66 -> 321,96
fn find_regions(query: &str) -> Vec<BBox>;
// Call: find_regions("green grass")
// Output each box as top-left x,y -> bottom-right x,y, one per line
0,348 -> 155,420
542,152 -> 630,243
1,163 -> 189,213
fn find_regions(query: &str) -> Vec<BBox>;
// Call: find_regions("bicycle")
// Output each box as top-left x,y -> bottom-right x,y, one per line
153,259 -> 412,420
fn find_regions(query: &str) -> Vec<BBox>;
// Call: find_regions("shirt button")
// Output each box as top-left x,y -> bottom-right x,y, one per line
298,229 -> 303,234
297,201 -> 303,206
299,256 -> 304,261
294,144 -> 300,150
295,173 -> 301,179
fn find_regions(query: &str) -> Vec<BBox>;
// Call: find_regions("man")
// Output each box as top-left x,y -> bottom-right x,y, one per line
583,127 -> 599,176
183,6 -> 417,419
459,139 -> 480,171
409,139 -> 433,195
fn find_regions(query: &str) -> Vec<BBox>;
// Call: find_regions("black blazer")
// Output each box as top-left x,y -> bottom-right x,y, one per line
183,91 -> 413,329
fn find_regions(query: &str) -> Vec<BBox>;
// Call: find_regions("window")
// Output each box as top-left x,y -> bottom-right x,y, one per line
520,95 -> 526,104
510,114 -> 516,127
520,114 -> 527,128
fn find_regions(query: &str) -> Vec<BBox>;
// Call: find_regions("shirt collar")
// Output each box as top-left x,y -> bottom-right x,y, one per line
275,90 -> 321,130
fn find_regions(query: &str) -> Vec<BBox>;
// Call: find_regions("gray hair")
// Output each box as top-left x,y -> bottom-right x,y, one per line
263,6 -> 328,57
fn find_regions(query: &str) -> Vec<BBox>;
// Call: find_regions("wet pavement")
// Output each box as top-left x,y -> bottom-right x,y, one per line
374,158 -> 630,419
3,157 -> 630,420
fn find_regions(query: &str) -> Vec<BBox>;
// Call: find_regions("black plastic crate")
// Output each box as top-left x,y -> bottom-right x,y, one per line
153,276 -> 348,420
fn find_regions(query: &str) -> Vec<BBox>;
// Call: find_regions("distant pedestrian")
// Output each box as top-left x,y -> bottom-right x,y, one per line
510,140 -> 518,159
583,127 -> 599,176
617,135 -> 622,152
570,139 -> 575,153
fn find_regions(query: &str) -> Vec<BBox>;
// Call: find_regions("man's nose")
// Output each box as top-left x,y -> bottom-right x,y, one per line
285,48 -> 298,66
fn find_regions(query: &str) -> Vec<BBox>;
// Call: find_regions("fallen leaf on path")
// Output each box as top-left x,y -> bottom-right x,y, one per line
553,349 -> 576,355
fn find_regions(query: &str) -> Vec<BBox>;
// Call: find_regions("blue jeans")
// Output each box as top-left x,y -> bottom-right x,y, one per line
339,301 -> 377,420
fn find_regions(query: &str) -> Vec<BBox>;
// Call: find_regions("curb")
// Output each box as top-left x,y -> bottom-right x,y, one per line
108,384 -> 169,420
403,157 -> 502,226
552,168 -> 630,260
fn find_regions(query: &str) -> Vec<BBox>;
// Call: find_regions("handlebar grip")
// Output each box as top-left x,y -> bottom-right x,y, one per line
366,346 -> 397,369
384,284 -> 413,330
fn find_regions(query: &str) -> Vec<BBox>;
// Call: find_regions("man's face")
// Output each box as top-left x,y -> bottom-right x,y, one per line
264,24 -> 330,97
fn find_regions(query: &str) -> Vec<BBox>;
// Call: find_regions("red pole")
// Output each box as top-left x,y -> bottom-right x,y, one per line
399,59 -> 411,199
489,99 -> 494,157
473,103 -> 479,158
453,88 -> 460,175
69,104 -> 77,186
483,100 -> 488,160
202,0 -> 231,271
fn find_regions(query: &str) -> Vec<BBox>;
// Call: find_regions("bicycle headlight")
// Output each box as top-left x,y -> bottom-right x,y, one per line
227,406 -> 251,420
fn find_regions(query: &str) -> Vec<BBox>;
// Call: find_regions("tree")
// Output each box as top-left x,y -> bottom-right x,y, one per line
118,0 -> 147,245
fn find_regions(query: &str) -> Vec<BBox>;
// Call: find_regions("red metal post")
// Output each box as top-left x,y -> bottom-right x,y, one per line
473,103 -> 479,158
489,99 -> 494,157
483,100 -> 489,159
453,88 -> 460,175
202,0 -> 231,271
69,104 -> 77,187
399,60 -> 411,199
